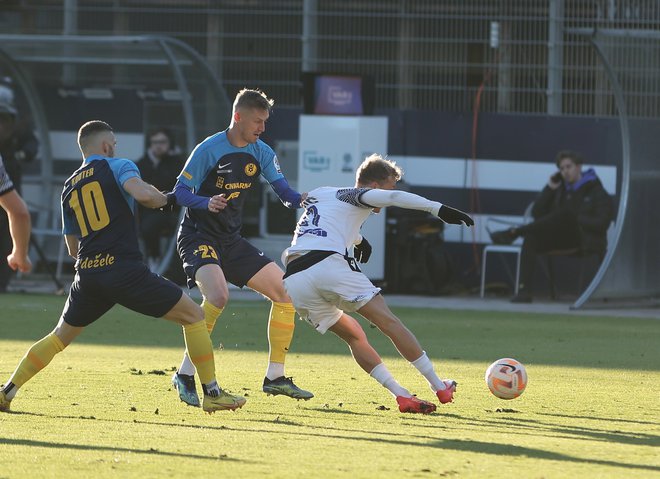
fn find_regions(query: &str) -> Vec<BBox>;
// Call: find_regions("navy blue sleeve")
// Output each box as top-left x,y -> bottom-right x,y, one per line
270,178 -> 302,209
174,182 -> 210,210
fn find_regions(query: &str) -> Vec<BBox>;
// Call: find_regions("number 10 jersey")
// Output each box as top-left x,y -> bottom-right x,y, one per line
61,155 -> 143,271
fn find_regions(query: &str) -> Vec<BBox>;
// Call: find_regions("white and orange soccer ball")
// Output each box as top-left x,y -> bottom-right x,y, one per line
485,358 -> 528,400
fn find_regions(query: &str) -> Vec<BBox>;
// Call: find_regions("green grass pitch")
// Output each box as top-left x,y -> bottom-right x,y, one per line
0,293 -> 658,478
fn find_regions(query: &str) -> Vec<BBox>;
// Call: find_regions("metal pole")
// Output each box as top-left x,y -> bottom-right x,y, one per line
572,36 -> 631,309
302,0 -> 318,72
547,0 -> 564,115
62,0 -> 78,85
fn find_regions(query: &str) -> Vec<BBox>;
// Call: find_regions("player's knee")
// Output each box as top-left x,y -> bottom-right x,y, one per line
268,286 -> 290,303
203,290 -> 228,309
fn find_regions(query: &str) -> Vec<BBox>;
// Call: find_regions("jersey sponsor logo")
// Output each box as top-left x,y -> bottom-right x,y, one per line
297,227 -> 328,237
216,177 -> 225,189
226,191 -> 240,200
244,162 -> 258,176
182,171 -> 193,180
273,155 -> 282,174
223,181 -> 252,190
78,253 -> 115,270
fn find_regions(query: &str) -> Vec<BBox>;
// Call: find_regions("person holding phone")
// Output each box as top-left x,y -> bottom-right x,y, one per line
489,150 -> 613,302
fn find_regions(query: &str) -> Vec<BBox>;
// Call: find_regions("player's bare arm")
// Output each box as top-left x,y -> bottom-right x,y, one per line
0,189 -> 32,273
122,176 -> 170,209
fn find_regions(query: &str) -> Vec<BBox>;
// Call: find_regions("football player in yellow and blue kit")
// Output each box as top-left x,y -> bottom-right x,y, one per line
171,89 -> 313,405
0,121 -> 245,414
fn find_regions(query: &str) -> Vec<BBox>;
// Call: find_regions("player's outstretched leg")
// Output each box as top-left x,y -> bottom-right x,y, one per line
358,296 -> 456,405
0,318 -> 80,412
165,294 -> 245,413
329,313 -> 436,414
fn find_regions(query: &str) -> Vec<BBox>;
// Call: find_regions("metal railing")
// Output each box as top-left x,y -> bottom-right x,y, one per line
2,0 -> 659,117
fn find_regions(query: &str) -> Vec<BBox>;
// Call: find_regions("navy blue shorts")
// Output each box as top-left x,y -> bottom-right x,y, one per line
177,232 -> 271,289
61,261 -> 183,327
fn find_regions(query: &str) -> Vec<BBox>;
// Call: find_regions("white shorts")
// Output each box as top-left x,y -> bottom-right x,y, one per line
283,253 -> 381,334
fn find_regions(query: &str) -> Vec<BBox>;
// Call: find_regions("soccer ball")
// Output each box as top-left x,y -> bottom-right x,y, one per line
485,358 -> 528,400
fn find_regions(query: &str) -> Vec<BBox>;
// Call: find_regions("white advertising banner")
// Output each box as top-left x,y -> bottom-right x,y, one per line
298,115 -> 388,279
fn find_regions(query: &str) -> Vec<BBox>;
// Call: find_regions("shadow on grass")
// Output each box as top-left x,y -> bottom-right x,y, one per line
10,409 -> 658,472
429,438 -> 659,472
537,411 -> 660,427
0,436 -> 242,462
1,294 -> 659,370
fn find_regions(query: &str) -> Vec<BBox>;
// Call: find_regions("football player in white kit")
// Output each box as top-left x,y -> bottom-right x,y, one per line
282,154 -> 474,414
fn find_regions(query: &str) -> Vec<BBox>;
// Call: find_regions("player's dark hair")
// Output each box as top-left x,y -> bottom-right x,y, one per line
356,154 -> 403,185
78,120 -> 113,151
555,150 -> 583,167
233,88 -> 274,112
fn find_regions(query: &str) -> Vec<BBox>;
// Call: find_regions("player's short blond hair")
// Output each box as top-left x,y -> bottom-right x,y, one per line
356,154 -> 403,185
233,88 -> 274,113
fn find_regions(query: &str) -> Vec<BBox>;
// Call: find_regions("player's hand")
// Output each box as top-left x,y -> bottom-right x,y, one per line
548,171 -> 562,190
208,194 -> 228,213
354,237 -> 372,263
438,205 -> 474,226
159,191 -> 177,212
7,252 -> 32,273
301,194 -> 317,209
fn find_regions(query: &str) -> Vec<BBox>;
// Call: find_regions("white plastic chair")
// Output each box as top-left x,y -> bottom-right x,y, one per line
480,202 -> 534,298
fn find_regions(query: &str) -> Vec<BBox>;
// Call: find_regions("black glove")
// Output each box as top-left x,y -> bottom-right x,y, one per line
159,191 -> 177,212
438,205 -> 474,226
354,237 -> 372,263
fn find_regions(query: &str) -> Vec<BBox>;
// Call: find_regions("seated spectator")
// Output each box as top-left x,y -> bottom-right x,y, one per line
136,128 -> 184,269
490,150 -> 613,303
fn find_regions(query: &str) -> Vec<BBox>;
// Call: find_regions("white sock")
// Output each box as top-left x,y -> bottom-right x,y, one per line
369,363 -> 410,398
2,382 -> 18,400
266,362 -> 285,380
411,351 -> 446,391
178,352 -> 196,376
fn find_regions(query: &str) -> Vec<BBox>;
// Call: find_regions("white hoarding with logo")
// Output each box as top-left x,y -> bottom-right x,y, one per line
298,115 -> 388,279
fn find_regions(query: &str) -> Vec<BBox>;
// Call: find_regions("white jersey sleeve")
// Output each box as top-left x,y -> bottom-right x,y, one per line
359,189 -> 442,215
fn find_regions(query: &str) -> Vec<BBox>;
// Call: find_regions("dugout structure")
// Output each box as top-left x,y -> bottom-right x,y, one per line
569,29 -> 660,309
0,34 -> 231,276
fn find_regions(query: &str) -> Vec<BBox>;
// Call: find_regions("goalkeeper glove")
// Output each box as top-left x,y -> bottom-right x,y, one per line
354,237 -> 372,263
438,205 -> 474,226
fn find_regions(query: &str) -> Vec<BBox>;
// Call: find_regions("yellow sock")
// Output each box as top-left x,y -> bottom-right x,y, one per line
9,333 -> 65,387
182,321 -> 216,385
202,300 -> 223,334
268,302 -> 296,364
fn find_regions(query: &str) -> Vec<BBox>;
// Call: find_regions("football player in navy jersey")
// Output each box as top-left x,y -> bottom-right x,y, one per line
170,89 -> 313,406
0,121 -> 245,414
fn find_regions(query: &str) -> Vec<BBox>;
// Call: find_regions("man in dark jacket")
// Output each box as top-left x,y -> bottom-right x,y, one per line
136,127 -> 184,269
490,150 -> 613,302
